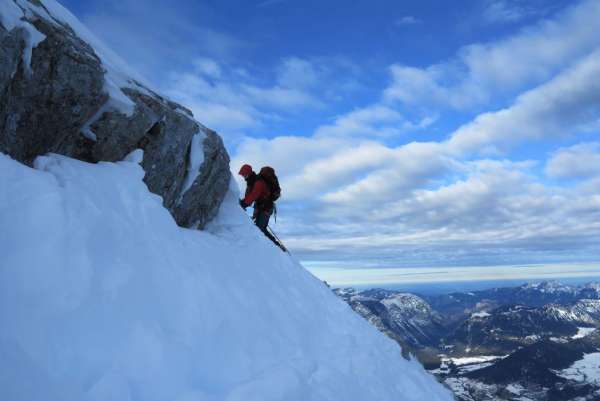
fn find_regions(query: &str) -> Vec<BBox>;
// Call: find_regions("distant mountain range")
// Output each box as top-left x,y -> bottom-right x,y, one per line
335,281 -> 600,401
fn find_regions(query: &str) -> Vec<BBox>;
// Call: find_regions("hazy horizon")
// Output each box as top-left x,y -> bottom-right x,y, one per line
307,262 -> 600,293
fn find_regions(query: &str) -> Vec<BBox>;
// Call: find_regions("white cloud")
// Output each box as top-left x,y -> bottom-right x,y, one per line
482,0 -> 533,24
284,156 -> 600,266
231,136 -> 407,202
277,57 -> 319,89
395,16 -> 421,26
447,49 -> 600,154
283,44 -> 600,217
193,58 -> 222,79
314,105 -> 405,138
163,55 -> 369,144
385,0 -> 600,109
232,42 -> 600,266
321,142 -> 451,206
190,102 -> 261,132
232,135 -> 349,182
231,14 -> 600,263
257,0 -> 287,7
546,142 -> 600,179
231,100 -> 443,208
241,84 -> 322,109
284,142 -> 397,200
384,64 -> 486,109
164,58 -> 326,138
233,117 -> 600,266
165,71 -> 260,133
70,0 -> 600,268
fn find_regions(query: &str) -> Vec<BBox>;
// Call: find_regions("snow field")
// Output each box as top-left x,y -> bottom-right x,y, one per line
0,153 -> 453,401
557,352 -> 600,385
572,327 -> 596,339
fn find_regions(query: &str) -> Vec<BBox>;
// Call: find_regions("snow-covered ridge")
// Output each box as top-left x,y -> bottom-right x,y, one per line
1,0 -> 145,114
523,281 -> 577,293
0,153 -> 452,401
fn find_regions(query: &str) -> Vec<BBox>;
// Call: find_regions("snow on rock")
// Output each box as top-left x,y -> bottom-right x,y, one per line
446,355 -> 505,367
124,148 -> 144,164
572,327 -> 596,339
0,0 -> 46,77
471,311 -> 491,318
1,0 -> 134,113
0,153 -> 453,401
557,352 -> 600,385
17,0 -> 138,113
0,0 -> 23,31
180,130 -> 208,200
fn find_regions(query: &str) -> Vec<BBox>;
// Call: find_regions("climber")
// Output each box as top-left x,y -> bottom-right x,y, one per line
238,164 -> 286,252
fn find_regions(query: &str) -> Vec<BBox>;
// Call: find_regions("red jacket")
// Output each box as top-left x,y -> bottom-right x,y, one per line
243,179 -> 271,207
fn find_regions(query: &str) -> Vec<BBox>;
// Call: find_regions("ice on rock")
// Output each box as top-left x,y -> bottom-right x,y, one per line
0,0 -> 25,32
124,149 -> 144,164
180,131 -> 208,199
0,1 -> 46,77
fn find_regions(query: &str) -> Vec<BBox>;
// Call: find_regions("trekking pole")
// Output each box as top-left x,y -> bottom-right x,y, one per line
267,226 -> 288,253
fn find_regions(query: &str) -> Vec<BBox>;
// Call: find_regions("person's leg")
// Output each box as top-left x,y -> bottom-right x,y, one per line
254,210 -> 269,231
255,211 -> 283,248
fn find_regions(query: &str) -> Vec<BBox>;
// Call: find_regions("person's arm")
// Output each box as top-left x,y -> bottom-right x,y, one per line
242,180 -> 266,207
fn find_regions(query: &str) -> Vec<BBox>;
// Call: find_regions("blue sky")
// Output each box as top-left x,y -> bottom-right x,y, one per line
61,0 -> 600,284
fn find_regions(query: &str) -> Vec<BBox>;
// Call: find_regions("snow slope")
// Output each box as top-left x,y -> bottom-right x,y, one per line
0,153 -> 452,401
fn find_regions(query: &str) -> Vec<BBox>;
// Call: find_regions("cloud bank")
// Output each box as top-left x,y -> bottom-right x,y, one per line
231,0 -> 600,270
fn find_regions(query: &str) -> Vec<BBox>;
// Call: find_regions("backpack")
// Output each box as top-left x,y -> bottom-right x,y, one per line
258,166 -> 281,203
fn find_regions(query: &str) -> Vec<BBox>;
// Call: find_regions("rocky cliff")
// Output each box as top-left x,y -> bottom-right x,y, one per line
0,0 -> 230,229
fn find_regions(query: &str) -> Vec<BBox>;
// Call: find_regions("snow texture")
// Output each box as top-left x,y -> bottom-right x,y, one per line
0,0 -> 46,77
124,148 -> 144,164
0,0 -> 24,32
79,100 -> 111,141
557,352 -> 600,385
572,327 -> 596,339
448,355 -> 504,366
0,153 -> 453,401
20,25 -> 45,77
471,311 -> 491,318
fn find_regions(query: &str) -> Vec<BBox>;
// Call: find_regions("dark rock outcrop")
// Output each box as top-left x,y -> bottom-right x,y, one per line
0,0 -> 230,229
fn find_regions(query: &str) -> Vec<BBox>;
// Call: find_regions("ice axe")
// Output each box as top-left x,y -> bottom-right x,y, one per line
267,226 -> 288,253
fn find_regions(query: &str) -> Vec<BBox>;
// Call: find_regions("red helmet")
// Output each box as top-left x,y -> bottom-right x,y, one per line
238,164 -> 253,177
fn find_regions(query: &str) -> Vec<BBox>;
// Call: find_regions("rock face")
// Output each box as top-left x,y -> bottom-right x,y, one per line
0,0 -> 230,229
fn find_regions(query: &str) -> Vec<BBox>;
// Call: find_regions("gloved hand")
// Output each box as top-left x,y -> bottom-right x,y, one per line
239,199 -> 247,210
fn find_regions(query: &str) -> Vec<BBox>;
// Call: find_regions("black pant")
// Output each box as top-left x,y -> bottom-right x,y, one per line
254,211 -> 280,247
